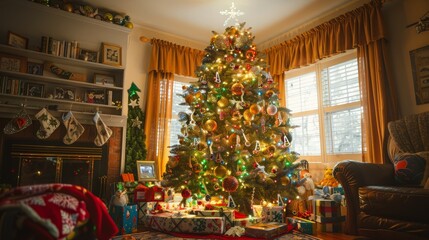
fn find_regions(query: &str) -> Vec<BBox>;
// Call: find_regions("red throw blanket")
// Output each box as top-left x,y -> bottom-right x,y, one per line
0,184 -> 118,240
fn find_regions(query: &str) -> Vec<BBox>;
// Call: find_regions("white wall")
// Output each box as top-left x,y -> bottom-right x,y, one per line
383,0 -> 429,116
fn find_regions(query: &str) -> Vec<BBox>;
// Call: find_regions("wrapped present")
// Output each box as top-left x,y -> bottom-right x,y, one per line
262,205 -> 285,223
314,199 -> 342,217
245,222 -> 288,239
286,217 -> 316,235
314,215 -> 345,223
193,209 -> 234,230
317,222 -> 343,232
134,185 -> 149,202
146,186 -> 165,202
252,205 -> 263,218
329,186 -> 344,195
109,205 -> 138,235
144,212 -> 224,234
233,217 -> 263,228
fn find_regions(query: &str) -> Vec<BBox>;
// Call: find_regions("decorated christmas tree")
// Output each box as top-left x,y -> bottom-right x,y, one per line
125,83 -> 147,176
161,23 -> 300,214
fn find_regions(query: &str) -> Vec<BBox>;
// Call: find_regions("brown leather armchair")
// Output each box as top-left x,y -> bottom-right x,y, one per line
333,112 -> 429,240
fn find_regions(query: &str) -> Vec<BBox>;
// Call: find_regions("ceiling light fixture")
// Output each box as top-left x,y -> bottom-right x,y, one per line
220,2 -> 244,27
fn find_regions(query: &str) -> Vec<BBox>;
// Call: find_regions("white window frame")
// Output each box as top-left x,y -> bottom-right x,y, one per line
284,50 -> 362,164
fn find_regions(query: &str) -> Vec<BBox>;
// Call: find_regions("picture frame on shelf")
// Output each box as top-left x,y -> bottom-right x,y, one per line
26,83 -> 44,97
54,87 -> 75,101
136,160 -> 157,182
410,45 -> 429,105
0,53 -> 27,73
7,31 -> 28,49
101,42 -> 121,66
78,48 -> 99,63
27,62 -> 44,75
85,89 -> 105,104
94,73 -> 115,87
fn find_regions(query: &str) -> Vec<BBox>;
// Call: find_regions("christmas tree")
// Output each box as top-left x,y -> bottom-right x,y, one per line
125,83 -> 147,177
161,23 -> 300,214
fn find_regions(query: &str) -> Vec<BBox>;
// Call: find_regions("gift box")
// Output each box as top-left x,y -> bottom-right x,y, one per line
329,186 -> 344,195
144,212 -> 224,234
109,205 -> 138,235
314,215 -> 345,223
233,217 -> 263,227
286,217 -> 316,235
252,205 -> 263,218
314,199 -> 342,217
193,209 -> 234,230
317,222 -> 343,232
245,222 -> 288,239
262,205 -> 285,223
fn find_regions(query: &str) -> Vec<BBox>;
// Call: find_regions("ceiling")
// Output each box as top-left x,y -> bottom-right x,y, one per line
83,0 -> 359,45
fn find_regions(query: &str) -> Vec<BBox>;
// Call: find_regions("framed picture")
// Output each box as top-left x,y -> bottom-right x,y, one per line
0,53 -> 27,73
7,31 -> 28,49
410,45 -> 429,105
94,73 -> 115,87
27,62 -> 44,75
78,48 -> 99,63
85,89 -> 105,104
54,87 -> 75,101
101,42 -> 121,66
136,161 -> 156,181
26,83 -> 44,97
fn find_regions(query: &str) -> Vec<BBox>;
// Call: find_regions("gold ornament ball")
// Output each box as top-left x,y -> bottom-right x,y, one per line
249,104 -> 261,114
266,105 -> 278,115
231,83 -> 244,95
103,13 -> 113,22
204,119 -> 218,132
125,22 -> 134,29
214,165 -> 228,178
265,90 -> 275,98
243,109 -> 254,121
217,96 -> 229,108
185,94 -> 194,104
280,176 -> 290,186
265,178 -> 275,185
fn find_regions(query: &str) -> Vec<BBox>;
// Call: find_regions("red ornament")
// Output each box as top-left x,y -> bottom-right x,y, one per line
181,189 -> 192,199
222,175 -> 239,192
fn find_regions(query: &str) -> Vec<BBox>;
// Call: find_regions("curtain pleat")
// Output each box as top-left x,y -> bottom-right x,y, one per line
264,0 -> 399,163
145,39 -> 204,179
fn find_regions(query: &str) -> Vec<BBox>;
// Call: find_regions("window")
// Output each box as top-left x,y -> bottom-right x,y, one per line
164,75 -> 195,148
284,51 -> 362,164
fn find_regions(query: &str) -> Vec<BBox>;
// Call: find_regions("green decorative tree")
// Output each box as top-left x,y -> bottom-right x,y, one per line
161,23 -> 300,214
125,82 -> 147,177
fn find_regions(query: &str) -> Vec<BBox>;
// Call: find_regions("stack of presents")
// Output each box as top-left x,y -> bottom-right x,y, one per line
108,168 -> 346,237
286,167 -> 347,235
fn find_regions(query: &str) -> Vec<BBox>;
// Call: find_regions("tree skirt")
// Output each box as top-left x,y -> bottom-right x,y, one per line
112,230 -> 322,240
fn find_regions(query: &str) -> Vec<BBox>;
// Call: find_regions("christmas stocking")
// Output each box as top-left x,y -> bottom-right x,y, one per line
4,109 -> 32,135
35,108 -> 60,139
62,111 -> 85,145
93,112 -> 112,146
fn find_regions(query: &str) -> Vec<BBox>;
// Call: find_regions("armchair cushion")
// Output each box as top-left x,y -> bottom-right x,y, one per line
393,152 -> 429,186
359,186 -> 429,222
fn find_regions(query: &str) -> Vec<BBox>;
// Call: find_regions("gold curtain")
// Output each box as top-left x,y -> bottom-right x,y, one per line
145,39 -> 205,179
264,0 -> 398,163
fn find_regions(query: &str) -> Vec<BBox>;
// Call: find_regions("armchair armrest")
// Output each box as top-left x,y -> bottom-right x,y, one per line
333,160 -> 395,235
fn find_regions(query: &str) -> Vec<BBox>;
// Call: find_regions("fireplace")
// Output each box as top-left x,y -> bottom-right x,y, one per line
0,118 -> 123,203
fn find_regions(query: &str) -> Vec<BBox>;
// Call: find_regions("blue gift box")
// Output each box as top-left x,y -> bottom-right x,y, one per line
110,205 -> 138,235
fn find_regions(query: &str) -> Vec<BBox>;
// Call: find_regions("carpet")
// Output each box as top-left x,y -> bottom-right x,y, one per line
112,230 -> 322,240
